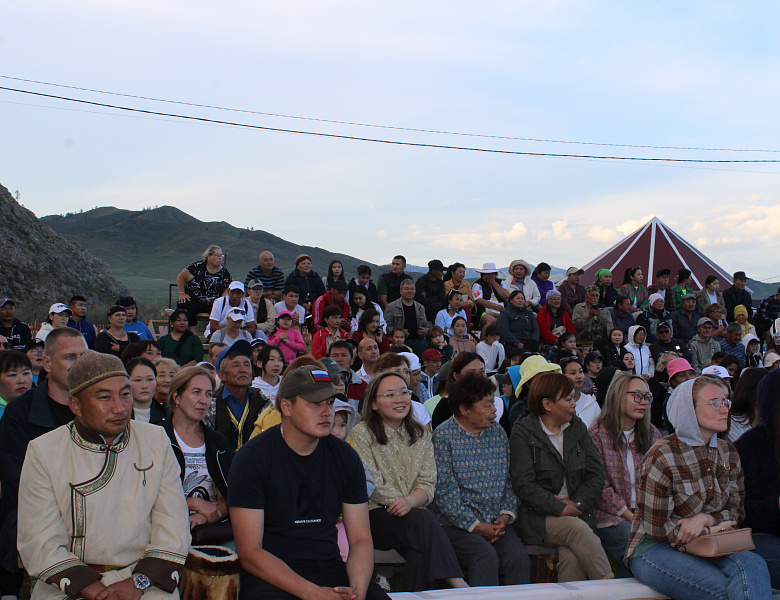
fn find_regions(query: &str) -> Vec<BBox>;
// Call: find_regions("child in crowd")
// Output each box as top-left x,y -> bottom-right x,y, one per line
420,348 -> 442,399
744,333 -> 762,367
267,310 -> 307,365
548,331 -> 581,362
624,325 -> 653,380
448,316 -> 476,357
250,344 -> 285,405
390,327 -> 408,347
582,351 -> 603,396
311,305 -> 349,359
425,325 -> 453,364
476,325 -> 505,375
275,285 -> 306,329
578,331 -> 595,356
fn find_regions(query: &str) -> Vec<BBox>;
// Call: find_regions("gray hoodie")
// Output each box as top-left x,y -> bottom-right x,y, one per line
334,399 -> 375,496
666,377 -> 717,448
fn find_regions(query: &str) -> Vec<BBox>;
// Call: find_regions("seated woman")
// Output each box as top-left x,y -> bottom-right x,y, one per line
448,316 -> 476,358
594,269 -> 620,309
352,372 -> 467,591
0,350 -> 33,417
127,357 -> 167,424
497,290 -> 539,354
349,285 -> 387,334
157,309 -> 205,367
176,244 -> 232,332
695,275 -> 727,318
620,348 -> 636,374
36,302 -> 71,342
250,344 -> 285,405
424,326 -> 453,365
627,375 -> 771,599
620,266 -> 650,312
154,357 -> 180,407
588,372 -> 660,571
705,303 -> 729,340
95,305 -> 141,358
600,328 -> 625,365
311,305 -> 350,359
734,305 -> 756,340
435,290 -> 468,338
121,339 -> 163,365
509,371 -> 613,582
116,296 -> 155,340
430,373 -> 531,587
323,259 -> 348,290
671,268 -> 695,311
429,352 -> 490,429
163,366 -> 233,537
352,309 -> 390,354
734,367 -> 780,587
728,367 -> 767,442
561,357 -> 600,428
506,260 -> 541,309
531,262 -> 555,308
537,289 -> 575,350
443,262 -> 476,319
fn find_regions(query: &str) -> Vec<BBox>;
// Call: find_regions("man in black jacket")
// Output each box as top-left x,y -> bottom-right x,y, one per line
415,259 -> 447,322
723,270 -> 753,322
0,298 -> 32,351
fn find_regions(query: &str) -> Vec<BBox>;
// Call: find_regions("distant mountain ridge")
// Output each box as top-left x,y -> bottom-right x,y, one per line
0,184 -> 129,313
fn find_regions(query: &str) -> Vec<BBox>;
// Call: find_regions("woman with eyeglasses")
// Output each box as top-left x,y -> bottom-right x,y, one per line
352,372 -> 467,591
588,372 -> 660,572
626,375 -> 771,599
509,371 -> 613,582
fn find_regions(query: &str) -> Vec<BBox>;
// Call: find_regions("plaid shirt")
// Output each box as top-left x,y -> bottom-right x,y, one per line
626,435 -> 745,560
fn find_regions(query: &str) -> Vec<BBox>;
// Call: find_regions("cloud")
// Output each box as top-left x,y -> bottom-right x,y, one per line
588,226 -> 621,244
537,218 -> 572,242
616,215 -> 656,236
490,222 -> 528,243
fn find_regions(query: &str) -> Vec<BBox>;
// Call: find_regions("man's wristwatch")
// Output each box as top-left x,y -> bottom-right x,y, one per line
132,574 -> 151,593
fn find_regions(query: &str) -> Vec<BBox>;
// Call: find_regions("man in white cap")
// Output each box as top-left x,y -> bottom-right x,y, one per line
17,350 -> 189,600
208,308 -> 255,348
207,280 -> 256,338
558,267 -> 586,317
472,262 -> 510,337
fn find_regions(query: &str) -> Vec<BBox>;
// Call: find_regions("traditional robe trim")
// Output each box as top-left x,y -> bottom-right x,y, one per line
39,558 -> 85,582
141,549 -> 188,565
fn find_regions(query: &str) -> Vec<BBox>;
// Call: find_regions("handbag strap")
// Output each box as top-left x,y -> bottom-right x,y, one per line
715,440 -> 731,472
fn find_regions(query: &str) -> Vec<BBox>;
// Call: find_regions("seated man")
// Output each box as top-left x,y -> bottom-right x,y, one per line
206,340 -> 270,451
383,279 -> 430,355
245,251 -> 285,303
377,255 -> 413,309
649,322 -> 692,364
356,338 -> 379,384
688,317 -> 721,374
0,298 -> 32,351
67,295 -> 99,349
572,286 -> 614,349
609,296 -> 635,336
312,280 -> 351,333
670,293 -> 700,343
228,366 -> 389,600
207,281 -> 256,338
17,350 -> 190,600
209,308 -> 255,348
415,259 -> 447,323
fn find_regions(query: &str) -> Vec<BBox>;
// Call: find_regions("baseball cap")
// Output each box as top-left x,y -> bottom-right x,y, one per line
0,298 -> 15,307
398,351 -> 421,371
422,348 -> 443,361
49,303 -> 71,315
216,339 -> 252,372
229,281 -> 245,292
276,310 -> 294,320
667,358 -> 694,380
246,279 -> 264,289
226,308 -> 246,322
702,365 -> 732,379
657,322 -> 671,332
697,317 -> 713,327
278,365 -> 347,403
566,267 -> 585,276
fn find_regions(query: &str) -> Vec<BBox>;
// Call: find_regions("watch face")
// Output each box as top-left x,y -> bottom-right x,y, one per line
133,574 -> 151,590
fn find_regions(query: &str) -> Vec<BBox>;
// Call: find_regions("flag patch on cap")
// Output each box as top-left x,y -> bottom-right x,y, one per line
310,370 -> 331,383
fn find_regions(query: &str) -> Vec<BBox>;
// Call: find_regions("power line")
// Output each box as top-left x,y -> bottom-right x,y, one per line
4,85 -> 780,163
3,74 -> 779,154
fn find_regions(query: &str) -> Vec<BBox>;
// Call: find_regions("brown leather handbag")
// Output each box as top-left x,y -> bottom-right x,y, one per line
678,527 -> 755,557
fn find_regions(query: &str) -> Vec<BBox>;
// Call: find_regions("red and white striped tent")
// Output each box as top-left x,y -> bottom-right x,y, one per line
580,217 -> 735,290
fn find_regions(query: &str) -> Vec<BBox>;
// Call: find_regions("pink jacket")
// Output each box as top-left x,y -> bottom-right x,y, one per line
267,328 -> 307,365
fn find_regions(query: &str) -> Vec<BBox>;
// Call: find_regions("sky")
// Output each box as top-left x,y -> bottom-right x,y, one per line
3,1 -> 780,281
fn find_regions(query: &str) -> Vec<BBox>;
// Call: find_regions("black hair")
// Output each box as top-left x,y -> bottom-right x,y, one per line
705,275 -> 719,288
168,309 -> 193,356
532,262 -> 551,278
328,340 -> 354,358
0,350 -> 32,375
393,255 -> 406,264
676,268 -> 692,284
326,260 -> 347,289
283,285 -> 300,296
68,295 -> 87,306
349,284 -> 370,315
126,357 -> 157,378
623,266 -> 642,285
444,262 -> 466,282
357,265 -> 372,276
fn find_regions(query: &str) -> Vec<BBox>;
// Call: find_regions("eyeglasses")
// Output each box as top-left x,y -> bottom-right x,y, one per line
626,391 -> 653,405
558,356 -> 580,364
696,398 -> 732,411
28,349 -> 44,356
229,310 -> 247,316
377,390 -> 412,401
331,374 -> 350,384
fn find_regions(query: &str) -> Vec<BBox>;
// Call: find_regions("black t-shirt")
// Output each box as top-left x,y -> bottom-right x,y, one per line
402,302 -> 419,339
47,397 -> 76,427
228,425 -> 367,566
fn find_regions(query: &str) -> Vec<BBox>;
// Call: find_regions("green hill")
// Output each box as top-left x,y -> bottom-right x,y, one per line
41,206 -> 380,305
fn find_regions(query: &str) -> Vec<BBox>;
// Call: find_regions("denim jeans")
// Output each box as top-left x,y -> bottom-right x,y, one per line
751,533 -> 780,589
630,542 -> 771,600
595,520 -> 632,576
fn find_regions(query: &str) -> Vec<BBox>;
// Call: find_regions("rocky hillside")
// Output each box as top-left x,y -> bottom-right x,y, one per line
0,184 -> 129,311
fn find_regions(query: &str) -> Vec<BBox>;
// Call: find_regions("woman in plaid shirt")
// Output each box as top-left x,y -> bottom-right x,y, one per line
627,375 -> 771,600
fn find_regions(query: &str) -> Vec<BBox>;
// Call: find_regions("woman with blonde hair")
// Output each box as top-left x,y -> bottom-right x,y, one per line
588,372 -> 661,570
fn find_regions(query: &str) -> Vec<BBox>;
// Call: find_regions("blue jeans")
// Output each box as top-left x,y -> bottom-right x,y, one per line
630,542 -> 771,600
751,533 -> 780,589
595,520 -> 632,576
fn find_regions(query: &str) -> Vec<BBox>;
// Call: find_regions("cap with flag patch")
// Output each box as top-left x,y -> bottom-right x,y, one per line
277,365 -> 347,403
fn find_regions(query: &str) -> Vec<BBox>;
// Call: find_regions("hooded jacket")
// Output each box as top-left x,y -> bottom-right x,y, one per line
734,368 -> 780,534
509,411 -> 605,545
624,325 -> 654,378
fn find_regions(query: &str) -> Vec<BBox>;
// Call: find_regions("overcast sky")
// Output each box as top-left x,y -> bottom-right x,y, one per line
3,1 -> 780,280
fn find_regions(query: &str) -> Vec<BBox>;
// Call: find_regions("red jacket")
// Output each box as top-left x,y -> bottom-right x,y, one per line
311,327 -> 349,359
537,304 -> 575,343
311,291 -> 350,331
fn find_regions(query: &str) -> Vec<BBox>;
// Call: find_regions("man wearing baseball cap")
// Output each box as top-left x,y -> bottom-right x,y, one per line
228,365 -> 389,600
207,280 -> 256,338
688,318 -> 721,374
557,267 -> 586,317
0,298 -> 32,351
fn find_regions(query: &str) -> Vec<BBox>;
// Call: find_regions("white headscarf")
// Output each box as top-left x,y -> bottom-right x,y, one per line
666,378 -> 717,447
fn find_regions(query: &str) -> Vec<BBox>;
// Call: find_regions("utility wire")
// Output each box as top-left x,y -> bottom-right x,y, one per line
4,85 -> 780,163
3,74 -> 779,154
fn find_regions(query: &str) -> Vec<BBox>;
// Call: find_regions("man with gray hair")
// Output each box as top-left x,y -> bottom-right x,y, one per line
720,322 -> 747,369
17,350 -> 190,600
